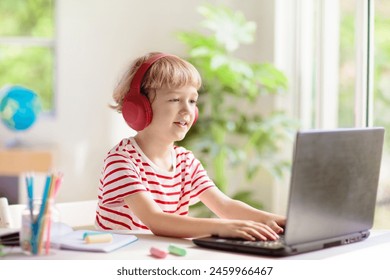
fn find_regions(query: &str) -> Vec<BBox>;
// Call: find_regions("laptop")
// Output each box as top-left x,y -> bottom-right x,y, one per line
193,127 -> 385,256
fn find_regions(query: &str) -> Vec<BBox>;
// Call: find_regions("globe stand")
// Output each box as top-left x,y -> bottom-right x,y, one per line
4,131 -> 31,149
5,137 -> 23,149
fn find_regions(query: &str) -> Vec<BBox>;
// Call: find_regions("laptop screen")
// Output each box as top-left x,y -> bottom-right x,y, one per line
284,128 -> 384,245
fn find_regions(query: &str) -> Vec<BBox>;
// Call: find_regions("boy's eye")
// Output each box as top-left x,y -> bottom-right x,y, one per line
168,98 -> 197,104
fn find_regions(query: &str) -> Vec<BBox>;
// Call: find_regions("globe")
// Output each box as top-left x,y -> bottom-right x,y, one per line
0,85 -> 41,132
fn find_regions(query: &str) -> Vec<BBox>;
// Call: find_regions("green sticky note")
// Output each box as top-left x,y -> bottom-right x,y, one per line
168,244 -> 186,256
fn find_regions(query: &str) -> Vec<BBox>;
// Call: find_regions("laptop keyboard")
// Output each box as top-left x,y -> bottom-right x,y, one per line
216,236 -> 285,249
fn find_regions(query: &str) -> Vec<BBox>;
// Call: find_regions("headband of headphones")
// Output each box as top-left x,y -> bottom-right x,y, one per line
126,53 -> 171,100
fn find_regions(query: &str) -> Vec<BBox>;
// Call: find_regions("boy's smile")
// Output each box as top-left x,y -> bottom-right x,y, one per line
174,120 -> 189,128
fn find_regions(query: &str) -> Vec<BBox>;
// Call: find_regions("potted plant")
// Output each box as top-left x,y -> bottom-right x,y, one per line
176,4 -> 296,216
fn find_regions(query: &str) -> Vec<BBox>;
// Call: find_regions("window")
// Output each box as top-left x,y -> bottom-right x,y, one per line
0,0 -> 55,113
279,0 -> 389,228
372,1 -> 390,228
338,0 -> 390,228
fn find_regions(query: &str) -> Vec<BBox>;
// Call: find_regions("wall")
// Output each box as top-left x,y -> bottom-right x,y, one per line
0,0 -> 278,211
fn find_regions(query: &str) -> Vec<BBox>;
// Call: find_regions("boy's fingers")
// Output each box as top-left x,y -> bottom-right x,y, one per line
251,224 -> 279,240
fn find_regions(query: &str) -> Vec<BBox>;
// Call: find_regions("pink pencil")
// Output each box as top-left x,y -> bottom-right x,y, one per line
45,173 -> 63,254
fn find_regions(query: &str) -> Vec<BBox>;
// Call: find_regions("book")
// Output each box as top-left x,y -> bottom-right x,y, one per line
51,229 -> 138,253
0,229 -> 20,246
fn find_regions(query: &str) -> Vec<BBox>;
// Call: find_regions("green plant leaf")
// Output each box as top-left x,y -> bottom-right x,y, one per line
197,4 -> 256,52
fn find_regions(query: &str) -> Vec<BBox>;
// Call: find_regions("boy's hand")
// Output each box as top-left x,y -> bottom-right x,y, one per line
215,220 -> 281,241
265,214 -> 286,234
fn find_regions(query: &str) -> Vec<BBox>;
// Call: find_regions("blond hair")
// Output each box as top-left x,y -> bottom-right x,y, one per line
111,52 -> 202,112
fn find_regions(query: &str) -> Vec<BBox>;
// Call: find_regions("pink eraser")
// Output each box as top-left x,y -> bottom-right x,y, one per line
150,246 -> 168,259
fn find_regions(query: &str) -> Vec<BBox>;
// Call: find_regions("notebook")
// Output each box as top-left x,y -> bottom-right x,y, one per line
51,230 -> 138,253
192,127 -> 385,256
49,223 -> 138,253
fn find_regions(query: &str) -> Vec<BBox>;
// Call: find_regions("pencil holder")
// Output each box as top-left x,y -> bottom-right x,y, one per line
20,198 -> 60,255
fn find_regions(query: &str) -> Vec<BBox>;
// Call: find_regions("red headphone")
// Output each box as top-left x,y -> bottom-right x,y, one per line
122,53 -> 198,131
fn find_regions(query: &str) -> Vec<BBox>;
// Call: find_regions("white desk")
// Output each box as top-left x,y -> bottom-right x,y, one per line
2,230 -> 390,260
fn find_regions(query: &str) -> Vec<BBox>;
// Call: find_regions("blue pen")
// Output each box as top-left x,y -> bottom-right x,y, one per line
32,174 -> 52,254
25,175 -> 35,253
26,175 -> 34,219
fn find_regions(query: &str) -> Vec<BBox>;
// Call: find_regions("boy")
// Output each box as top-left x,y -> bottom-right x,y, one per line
96,52 -> 285,241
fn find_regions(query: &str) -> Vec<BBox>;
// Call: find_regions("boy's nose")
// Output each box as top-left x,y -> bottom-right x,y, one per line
180,102 -> 192,113
179,103 -> 196,120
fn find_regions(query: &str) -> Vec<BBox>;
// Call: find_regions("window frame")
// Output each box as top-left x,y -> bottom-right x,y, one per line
276,0 -> 373,129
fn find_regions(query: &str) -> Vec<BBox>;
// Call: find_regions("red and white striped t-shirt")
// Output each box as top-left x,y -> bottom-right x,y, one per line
95,137 -> 215,230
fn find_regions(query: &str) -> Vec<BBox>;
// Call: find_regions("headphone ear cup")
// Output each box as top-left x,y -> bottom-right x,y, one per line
193,106 -> 199,125
122,91 -> 152,131
121,53 -> 170,131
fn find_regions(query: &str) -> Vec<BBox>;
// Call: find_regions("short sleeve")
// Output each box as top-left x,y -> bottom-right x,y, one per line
99,151 -> 147,207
